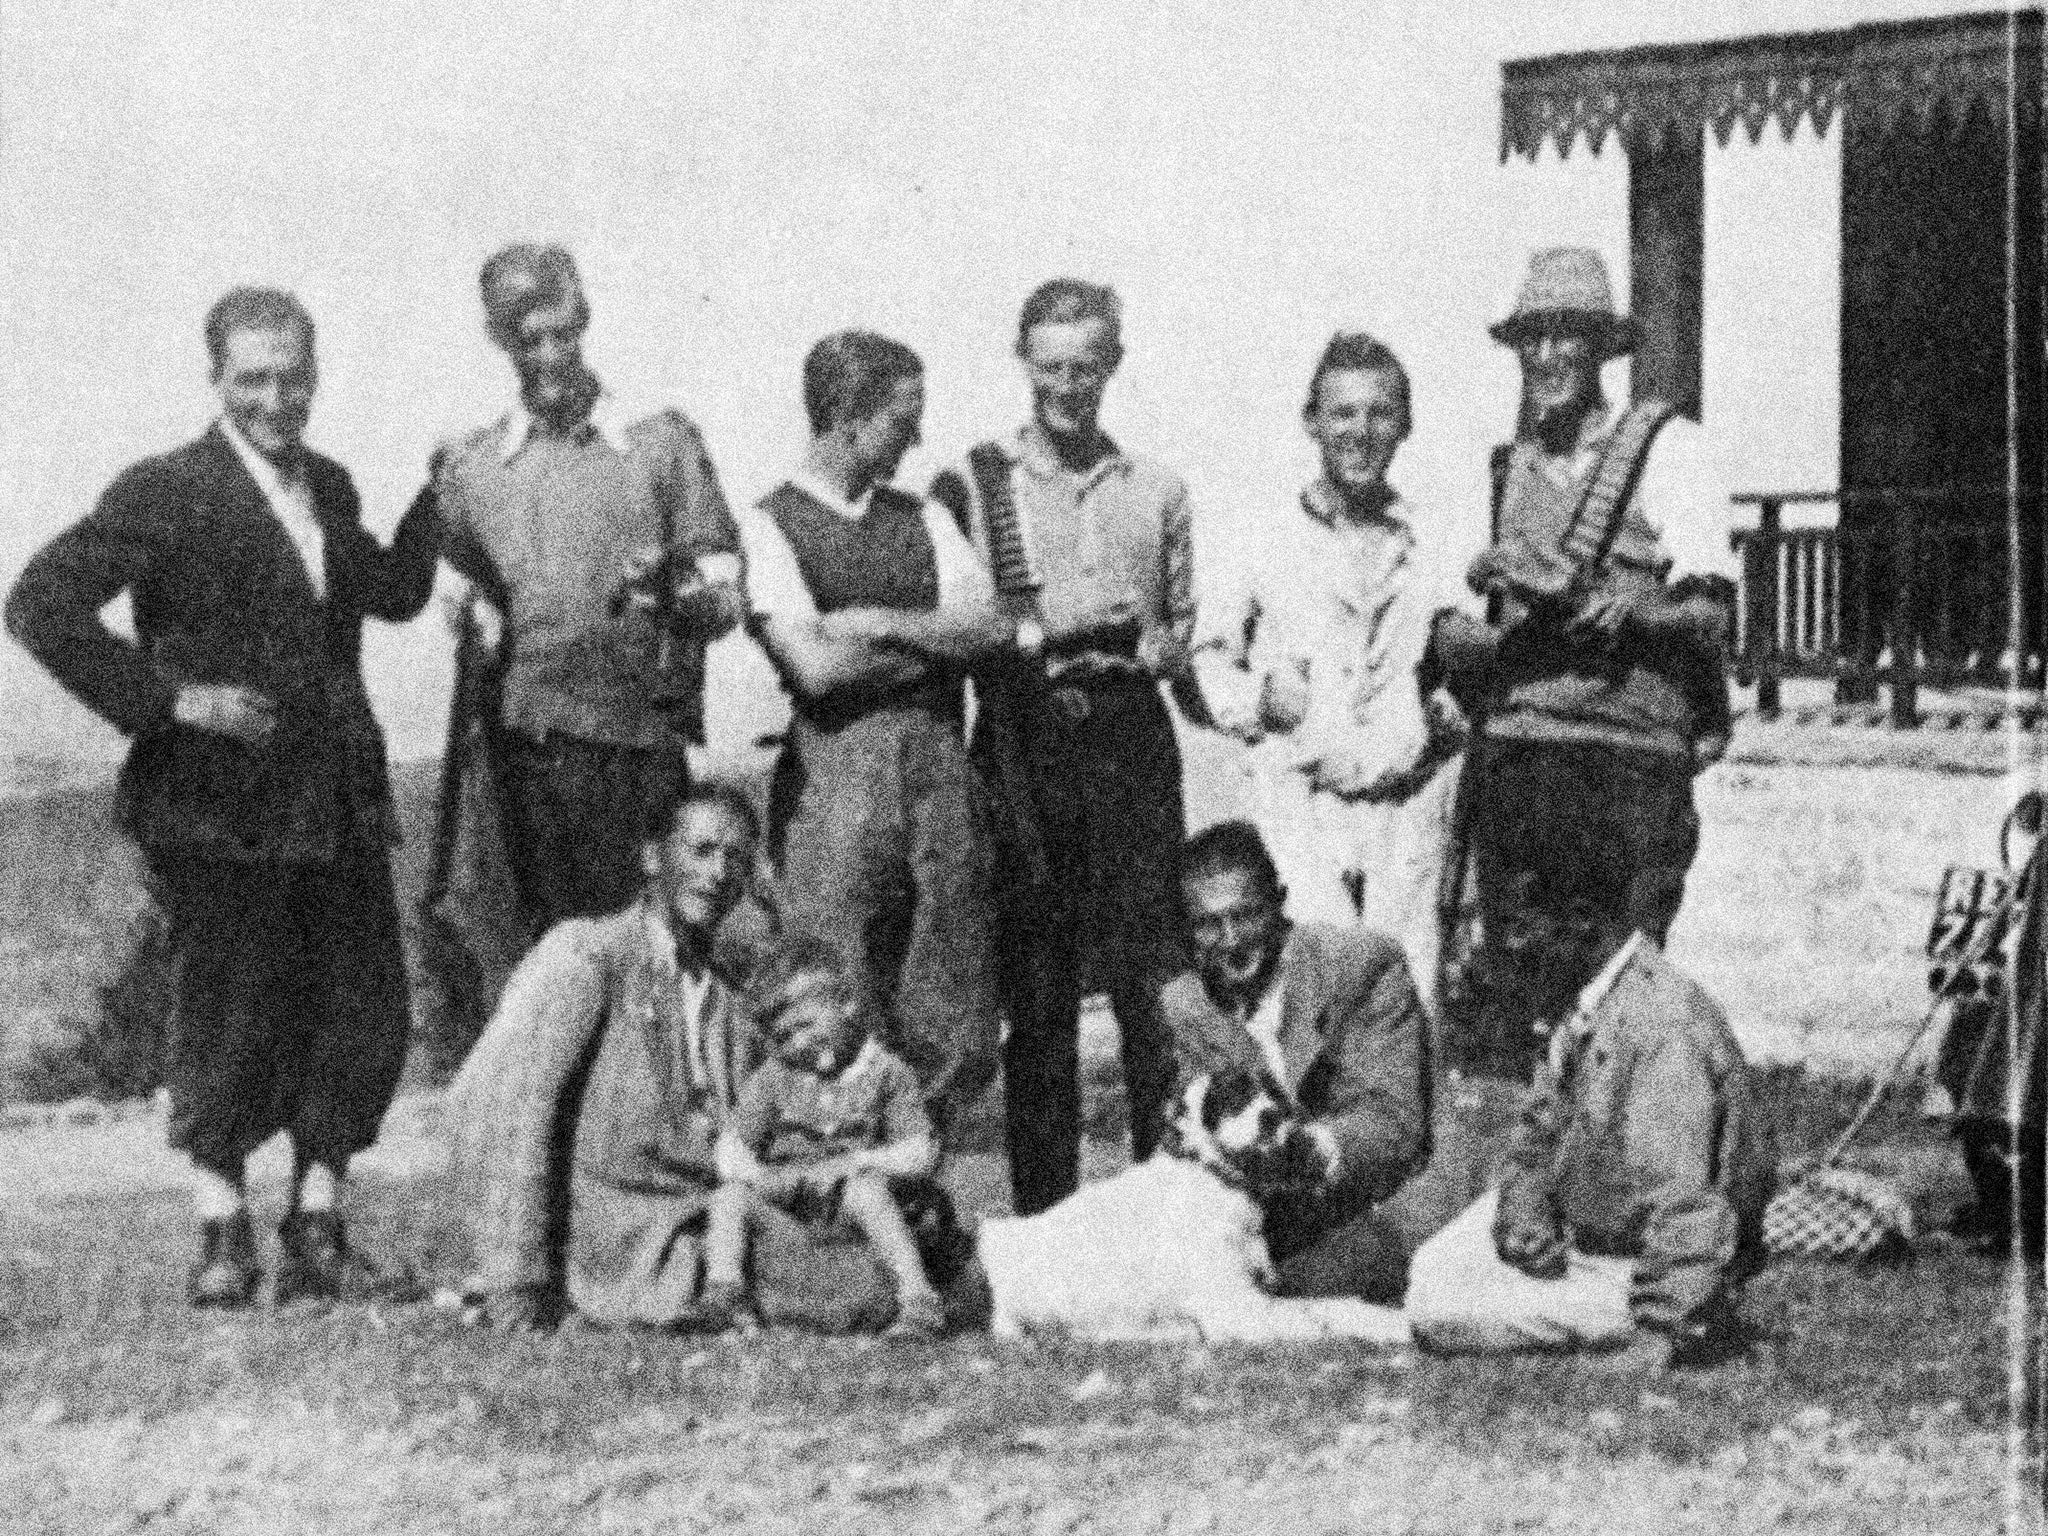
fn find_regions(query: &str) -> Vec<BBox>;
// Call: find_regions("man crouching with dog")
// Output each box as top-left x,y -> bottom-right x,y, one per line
1161,821 -> 1433,1302
1404,903 -> 1776,1373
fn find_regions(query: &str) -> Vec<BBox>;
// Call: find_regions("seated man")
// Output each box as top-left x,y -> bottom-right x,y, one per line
446,781 -> 941,1332
705,933 -> 949,1337
1405,915 -> 1777,1371
1160,820 -> 1431,1302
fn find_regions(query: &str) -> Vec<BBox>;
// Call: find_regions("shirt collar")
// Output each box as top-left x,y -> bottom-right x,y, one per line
1012,421 -> 1130,490
217,415 -> 308,497
1566,930 -> 1650,1039
1299,477 -> 1412,538
500,391 -> 633,462
786,468 -> 875,521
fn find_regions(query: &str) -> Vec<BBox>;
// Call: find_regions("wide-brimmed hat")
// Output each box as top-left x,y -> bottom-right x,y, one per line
1488,247 -> 1637,358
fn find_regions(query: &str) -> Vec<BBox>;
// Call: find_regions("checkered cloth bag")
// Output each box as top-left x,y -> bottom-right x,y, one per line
1765,1165 -> 1916,1260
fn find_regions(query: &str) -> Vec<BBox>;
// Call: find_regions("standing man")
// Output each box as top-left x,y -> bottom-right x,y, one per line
737,330 -> 1015,1139
1432,248 -> 1736,1082
436,243 -> 744,941
931,279 -> 1200,1216
1193,330 -> 1467,1017
6,287 -> 441,1306
1162,821 -> 1432,1301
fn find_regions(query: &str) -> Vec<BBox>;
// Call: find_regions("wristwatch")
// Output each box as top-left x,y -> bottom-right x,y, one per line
1013,616 -> 1046,659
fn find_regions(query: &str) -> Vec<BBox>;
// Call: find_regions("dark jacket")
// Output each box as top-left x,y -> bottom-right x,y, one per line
1161,922 -> 1432,1237
5,425 -> 439,862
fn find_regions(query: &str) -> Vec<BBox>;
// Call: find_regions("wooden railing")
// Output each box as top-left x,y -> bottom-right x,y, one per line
1730,488 -> 2043,727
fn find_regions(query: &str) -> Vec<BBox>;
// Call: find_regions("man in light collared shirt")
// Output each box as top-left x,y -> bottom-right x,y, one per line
6,287 -> 440,1308
929,278 -> 1201,1217
436,243 -> 744,939
737,329 -> 1019,1139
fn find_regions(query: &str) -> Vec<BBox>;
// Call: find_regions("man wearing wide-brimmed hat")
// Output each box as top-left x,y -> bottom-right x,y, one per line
1428,246 -> 1737,1089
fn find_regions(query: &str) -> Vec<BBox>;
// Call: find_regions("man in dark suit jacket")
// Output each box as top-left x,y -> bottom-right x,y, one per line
5,287 -> 440,1307
1160,820 -> 1431,1302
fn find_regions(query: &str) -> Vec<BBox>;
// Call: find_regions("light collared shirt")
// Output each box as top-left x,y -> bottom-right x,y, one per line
638,901 -> 722,1096
944,422 -> 1196,675
1547,930 -> 1653,1077
1195,479 -> 1465,780
219,415 -> 324,598
1239,964 -> 1291,1087
497,394 -> 636,464
736,472 -> 994,622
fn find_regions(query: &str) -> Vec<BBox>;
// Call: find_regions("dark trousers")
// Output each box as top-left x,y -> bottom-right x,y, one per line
1453,736 -> 1699,1077
983,678 -> 1187,1216
147,827 -> 411,1174
770,709 -> 1002,1135
493,729 -> 690,940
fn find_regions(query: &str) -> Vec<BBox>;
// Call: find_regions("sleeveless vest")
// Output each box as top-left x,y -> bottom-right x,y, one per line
762,483 -> 959,729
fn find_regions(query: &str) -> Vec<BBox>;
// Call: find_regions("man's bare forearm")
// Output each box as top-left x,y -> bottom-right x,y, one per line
825,602 -> 1017,665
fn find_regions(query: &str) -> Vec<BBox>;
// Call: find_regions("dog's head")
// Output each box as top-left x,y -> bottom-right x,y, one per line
1164,1068 -> 1327,1197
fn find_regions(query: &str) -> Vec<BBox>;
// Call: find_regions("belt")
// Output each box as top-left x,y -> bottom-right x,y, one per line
1033,663 -> 1154,724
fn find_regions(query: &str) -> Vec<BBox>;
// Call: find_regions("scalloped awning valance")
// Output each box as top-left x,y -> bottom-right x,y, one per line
1501,8 -> 2043,161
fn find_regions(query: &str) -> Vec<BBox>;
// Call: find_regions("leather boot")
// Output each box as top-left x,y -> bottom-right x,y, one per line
188,1210 -> 259,1309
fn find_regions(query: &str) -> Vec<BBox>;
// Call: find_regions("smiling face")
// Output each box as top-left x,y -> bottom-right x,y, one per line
1185,863 -> 1289,1012
767,973 -> 867,1078
508,290 -> 596,425
1515,321 -> 1603,432
643,799 -> 755,942
214,324 -> 316,464
1021,316 -> 1119,446
1305,366 -> 1409,504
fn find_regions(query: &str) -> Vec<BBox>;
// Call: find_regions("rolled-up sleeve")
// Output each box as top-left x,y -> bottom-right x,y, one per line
1638,419 -> 1737,587
735,505 -> 818,623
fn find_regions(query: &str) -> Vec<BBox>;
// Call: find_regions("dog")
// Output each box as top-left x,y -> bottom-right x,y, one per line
975,1069 -> 1412,1344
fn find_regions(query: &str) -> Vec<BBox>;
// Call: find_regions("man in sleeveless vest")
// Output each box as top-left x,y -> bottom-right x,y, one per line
436,244 -> 744,941
1430,248 -> 1737,1088
929,279 -> 1201,1217
6,288 -> 440,1307
737,330 -> 1018,1140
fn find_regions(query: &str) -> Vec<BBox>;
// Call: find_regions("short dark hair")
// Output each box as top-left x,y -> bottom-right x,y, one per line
1180,819 -> 1283,899
1303,330 -> 1413,432
204,287 -> 315,374
641,778 -> 762,846
1015,278 -> 1124,361
745,930 -> 853,1033
801,330 -> 924,434
479,242 -> 589,350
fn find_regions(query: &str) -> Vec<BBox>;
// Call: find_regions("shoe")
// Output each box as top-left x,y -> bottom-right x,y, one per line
188,1211 -> 259,1309
275,1213 -> 423,1306
886,1288 -> 947,1339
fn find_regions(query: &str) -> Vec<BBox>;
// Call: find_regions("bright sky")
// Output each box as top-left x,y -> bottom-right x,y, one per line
0,0 -> 1945,762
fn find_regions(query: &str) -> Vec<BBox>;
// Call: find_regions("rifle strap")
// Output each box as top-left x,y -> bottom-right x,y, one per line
1558,398 -> 1677,575
966,442 -> 1044,622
